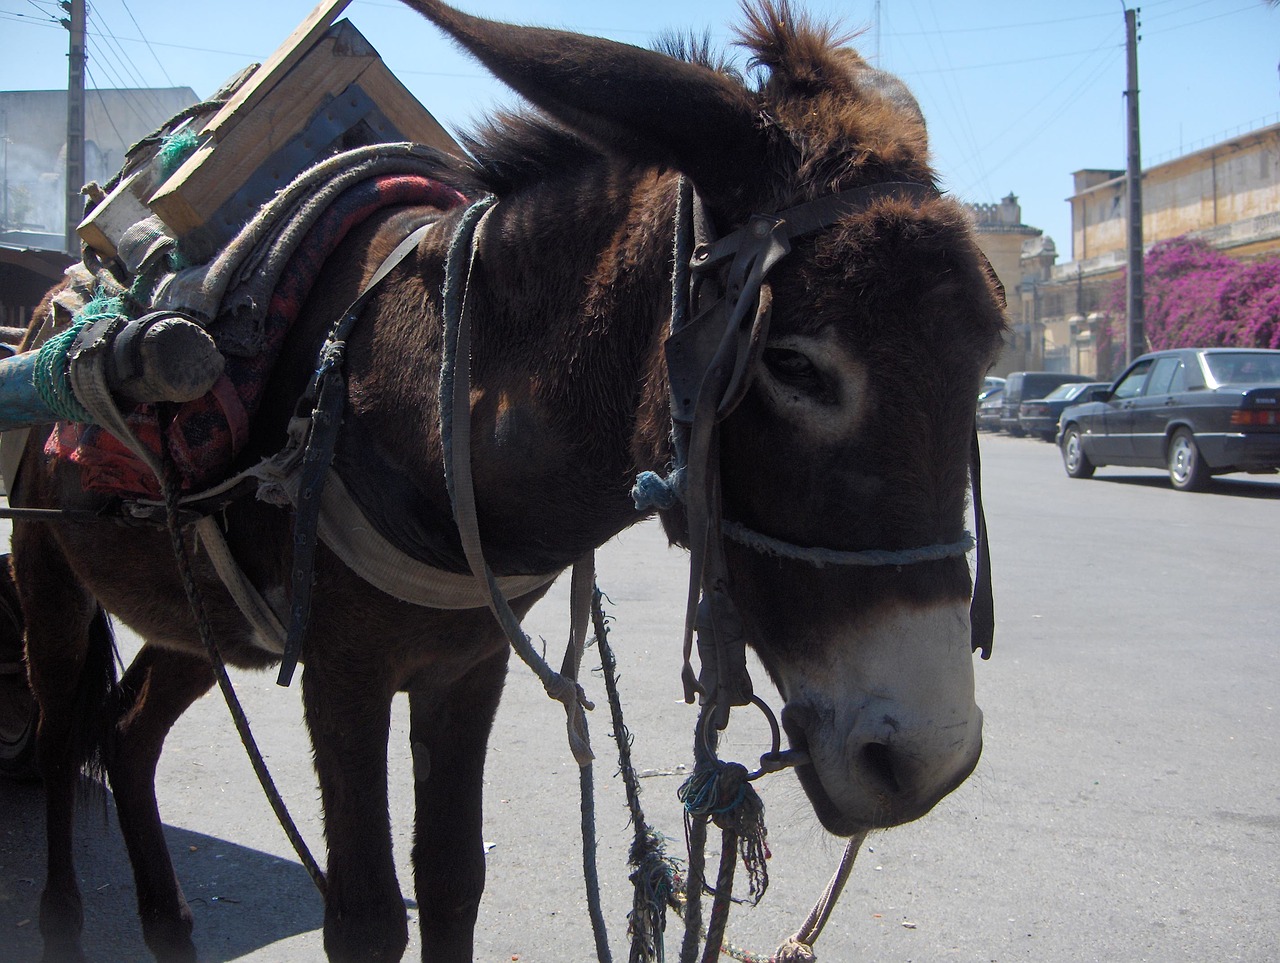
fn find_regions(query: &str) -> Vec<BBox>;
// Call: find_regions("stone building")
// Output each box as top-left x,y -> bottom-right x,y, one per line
966,193 -> 1049,376
1027,119 -> 1280,380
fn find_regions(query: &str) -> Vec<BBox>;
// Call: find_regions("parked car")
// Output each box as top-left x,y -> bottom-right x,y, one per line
982,375 -> 1006,396
999,371 -> 1094,435
1057,347 -> 1280,491
1018,381 -> 1110,441
977,387 -> 1004,430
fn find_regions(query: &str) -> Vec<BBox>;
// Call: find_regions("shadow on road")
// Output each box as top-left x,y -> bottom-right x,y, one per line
1092,472 -> 1280,498
0,777 -> 322,962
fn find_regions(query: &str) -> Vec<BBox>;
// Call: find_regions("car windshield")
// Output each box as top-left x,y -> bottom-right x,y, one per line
1203,351 -> 1280,385
1043,383 -> 1084,401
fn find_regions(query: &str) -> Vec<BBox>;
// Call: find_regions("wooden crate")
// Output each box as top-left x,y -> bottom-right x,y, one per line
80,0 -> 459,262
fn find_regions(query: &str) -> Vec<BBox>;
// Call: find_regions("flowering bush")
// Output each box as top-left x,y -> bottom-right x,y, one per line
1101,238 -> 1280,367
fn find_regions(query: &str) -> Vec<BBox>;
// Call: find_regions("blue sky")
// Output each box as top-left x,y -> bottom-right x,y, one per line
2,0 -> 1277,258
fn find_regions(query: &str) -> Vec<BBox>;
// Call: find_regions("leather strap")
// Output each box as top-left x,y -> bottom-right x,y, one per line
276,220 -> 438,686
969,429 -> 995,658
440,196 -> 595,766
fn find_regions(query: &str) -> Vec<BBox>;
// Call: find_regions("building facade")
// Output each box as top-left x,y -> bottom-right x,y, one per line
1030,120 -> 1280,380
1,86 -> 197,241
1,86 -> 196,329
967,193 -> 1050,376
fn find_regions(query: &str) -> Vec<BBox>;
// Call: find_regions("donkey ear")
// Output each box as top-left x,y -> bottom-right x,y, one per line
401,0 -> 770,204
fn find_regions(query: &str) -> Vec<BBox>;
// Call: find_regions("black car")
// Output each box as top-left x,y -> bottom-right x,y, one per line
1057,348 -> 1280,490
976,386 -> 1004,431
1018,381 -> 1110,441
999,371 -> 1095,434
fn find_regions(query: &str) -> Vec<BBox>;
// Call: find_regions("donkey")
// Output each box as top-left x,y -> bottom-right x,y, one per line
9,1 -> 1007,960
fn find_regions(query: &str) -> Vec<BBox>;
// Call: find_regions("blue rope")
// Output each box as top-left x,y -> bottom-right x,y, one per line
723,520 -> 975,567
632,468 -> 684,511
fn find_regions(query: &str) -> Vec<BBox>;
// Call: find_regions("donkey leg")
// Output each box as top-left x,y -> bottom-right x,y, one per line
12,529 -> 115,963
303,656 -> 407,962
108,645 -> 214,962
408,645 -> 509,963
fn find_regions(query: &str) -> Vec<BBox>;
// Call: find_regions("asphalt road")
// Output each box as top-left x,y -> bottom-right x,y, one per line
1,432 -> 1277,962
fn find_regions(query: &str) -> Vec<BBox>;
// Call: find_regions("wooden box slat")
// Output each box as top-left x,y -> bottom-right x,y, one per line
81,0 -> 459,261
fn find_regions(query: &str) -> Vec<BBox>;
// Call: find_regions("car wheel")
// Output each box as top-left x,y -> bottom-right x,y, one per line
1168,428 -> 1211,492
1061,425 -> 1095,478
0,560 -> 37,781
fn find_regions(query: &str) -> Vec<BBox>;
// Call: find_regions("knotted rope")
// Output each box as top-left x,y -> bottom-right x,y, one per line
33,291 -> 122,422
594,590 -> 684,963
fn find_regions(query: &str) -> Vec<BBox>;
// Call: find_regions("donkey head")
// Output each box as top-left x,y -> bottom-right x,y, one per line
403,0 -> 1007,834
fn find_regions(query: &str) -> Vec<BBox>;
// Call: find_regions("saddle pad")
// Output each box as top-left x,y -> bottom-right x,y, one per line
47,174 -> 466,499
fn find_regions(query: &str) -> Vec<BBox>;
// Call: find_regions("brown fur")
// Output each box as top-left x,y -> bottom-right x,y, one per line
11,3 -> 1006,961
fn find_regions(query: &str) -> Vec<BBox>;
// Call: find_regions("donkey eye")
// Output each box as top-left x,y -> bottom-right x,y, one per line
764,347 -> 830,398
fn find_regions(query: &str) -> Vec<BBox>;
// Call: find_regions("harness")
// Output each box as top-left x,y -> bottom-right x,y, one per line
633,176 -> 995,747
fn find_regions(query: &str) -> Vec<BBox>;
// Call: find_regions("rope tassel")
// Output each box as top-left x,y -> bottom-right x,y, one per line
678,761 -> 770,904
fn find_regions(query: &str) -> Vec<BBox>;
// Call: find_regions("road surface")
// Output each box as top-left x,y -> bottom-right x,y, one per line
1,433 -> 1277,961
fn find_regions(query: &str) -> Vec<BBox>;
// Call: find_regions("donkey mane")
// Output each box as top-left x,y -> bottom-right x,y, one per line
459,110 -> 606,195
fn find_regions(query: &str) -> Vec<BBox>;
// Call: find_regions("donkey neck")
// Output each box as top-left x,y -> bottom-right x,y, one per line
471,169 -> 678,540
347,167 -> 679,578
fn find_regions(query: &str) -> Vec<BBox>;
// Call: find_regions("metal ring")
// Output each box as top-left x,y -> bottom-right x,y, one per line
697,693 -> 808,781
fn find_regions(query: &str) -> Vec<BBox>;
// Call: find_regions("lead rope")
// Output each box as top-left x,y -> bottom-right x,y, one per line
156,415 -> 327,897
597,584 -> 860,963
439,195 -> 614,960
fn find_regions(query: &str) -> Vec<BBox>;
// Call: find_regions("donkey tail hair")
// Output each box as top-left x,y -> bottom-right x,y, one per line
70,604 -> 121,795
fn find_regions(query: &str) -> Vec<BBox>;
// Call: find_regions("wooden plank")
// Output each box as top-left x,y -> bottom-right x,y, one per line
78,115 -> 210,257
355,60 -> 462,158
78,163 -> 158,258
148,25 -> 376,239
201,0 -> 353,145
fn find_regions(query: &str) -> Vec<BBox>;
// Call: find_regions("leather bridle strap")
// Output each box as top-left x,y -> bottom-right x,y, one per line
690,180 -> 937,275
969,428 -> 995,659
667,179 -> 952,717
439,195 -> 595,766
274,219 -> 440,686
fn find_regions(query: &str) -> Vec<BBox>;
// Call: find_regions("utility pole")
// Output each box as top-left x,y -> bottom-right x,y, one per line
1124,7 -> 1144,364
62,0 -> 86,255
875,0 -> 882,65
1,109 -> 9,231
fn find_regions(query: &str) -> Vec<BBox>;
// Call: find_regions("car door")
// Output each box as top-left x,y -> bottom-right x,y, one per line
1128,356 -> 1183,462
1093,359 -> 1154,461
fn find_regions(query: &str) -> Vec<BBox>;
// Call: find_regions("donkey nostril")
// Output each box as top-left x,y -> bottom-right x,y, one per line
860,742 -> 901,794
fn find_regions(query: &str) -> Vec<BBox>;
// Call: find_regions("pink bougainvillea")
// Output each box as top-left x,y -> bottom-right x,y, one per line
1101,238 -> 1280,369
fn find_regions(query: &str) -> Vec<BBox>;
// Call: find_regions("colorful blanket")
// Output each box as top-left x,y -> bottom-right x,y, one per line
47,174 -> 466,498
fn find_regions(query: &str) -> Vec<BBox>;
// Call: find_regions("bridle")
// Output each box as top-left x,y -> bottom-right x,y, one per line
633,176 -> 995,755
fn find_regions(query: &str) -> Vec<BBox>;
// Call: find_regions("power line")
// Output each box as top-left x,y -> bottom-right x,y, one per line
85,64 -> 127,147
117,0 -> 176,87
86,30 -> 167,121
900,42 -> 1129,78
885,10 -> 1115,37
955,40 -> 1125,201
0,7 -> 59,26
1142,2 -> 1262,36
